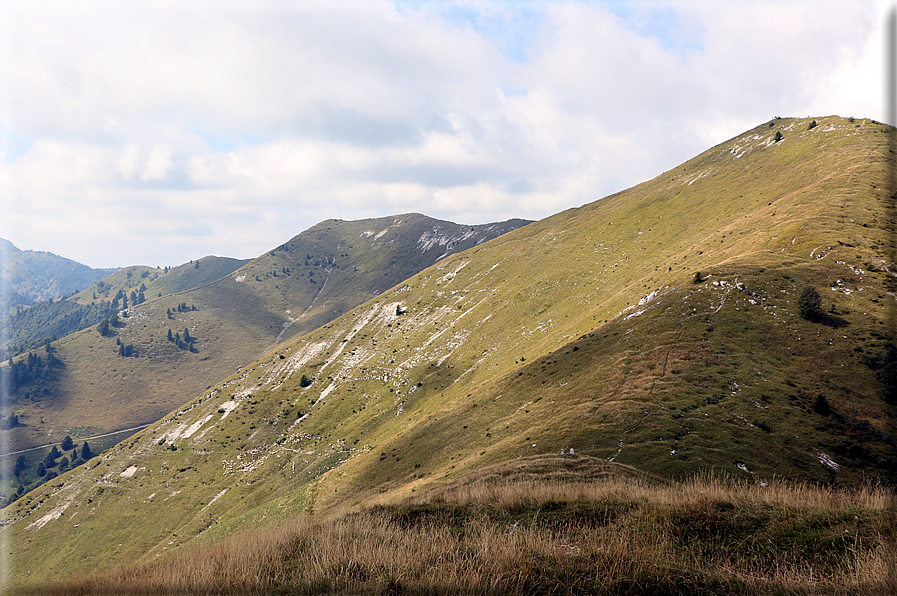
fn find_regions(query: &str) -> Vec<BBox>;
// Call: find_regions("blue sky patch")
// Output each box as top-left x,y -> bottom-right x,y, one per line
395,0 -> 546,62
0,127 -> 32,162
601,1 -> 705,54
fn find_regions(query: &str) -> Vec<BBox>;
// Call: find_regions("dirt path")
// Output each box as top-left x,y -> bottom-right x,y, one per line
1,423 -> 152,458
277,266 -> 334,344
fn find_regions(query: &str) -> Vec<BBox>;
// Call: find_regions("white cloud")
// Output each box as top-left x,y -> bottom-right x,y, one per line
0,0 -> 887,267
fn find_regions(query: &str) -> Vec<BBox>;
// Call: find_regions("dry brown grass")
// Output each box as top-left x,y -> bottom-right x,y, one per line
18,469 -> 897,595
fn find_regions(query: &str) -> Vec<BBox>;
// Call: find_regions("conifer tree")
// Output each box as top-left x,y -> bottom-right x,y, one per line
798,286 -> 823,320
44,447 -> 59,468
1,413 -> 18,430
14,455 -> 26,476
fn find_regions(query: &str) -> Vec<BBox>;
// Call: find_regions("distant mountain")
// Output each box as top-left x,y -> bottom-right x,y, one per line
5,116 -> 894,589
219,214 -> 533,340
0,286 -> 33,311
0,239 -> 118,303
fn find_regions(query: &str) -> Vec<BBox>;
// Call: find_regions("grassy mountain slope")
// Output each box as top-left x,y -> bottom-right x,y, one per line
42,468 -> 897,595
0,240 -> 117,304
69,257 -> 251,307
197,215 -> 533,343
0,258 -> 250,358
0,216 -> 529,460
142,257 -> 251,298
2,300 -> 114,357
4,116 -> 895,589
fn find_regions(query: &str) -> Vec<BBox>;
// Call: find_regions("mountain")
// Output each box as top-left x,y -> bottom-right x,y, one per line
68,257 -> 252,307
0,286 -> 32,314
0,239 -> 118,304
0,216 -> 530,463
3,116 -> 895,589
0,257 -> 252,358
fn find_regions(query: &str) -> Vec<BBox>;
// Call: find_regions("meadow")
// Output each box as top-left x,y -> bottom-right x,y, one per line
22,461 -> 896,595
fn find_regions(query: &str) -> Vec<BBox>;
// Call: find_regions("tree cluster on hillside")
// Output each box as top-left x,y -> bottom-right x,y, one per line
0,346 -> 64,400
96,312 -> 124,337
2,437 -> 94,507
167,327 -> 198,352
167,303 -> 198,319
128,286 -> 147,305
95,280 -> 148,311
264,267 -> 291,277
0,298 -> 115,359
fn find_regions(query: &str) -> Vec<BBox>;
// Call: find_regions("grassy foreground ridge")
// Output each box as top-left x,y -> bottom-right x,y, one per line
23,461 -> 897,595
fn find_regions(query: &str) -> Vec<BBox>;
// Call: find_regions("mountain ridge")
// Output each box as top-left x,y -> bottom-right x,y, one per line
0,239 -> 119,304
3,116 -> 895,589
0,215 -> 532,495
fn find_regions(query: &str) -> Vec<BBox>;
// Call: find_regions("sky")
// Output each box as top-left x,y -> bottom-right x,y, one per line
0,0 -> 890,269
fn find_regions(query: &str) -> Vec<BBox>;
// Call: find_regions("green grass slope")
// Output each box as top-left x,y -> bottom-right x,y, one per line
37,468 -> 897,595
68,257 -> 250,306
4,116 -> 895,589
0,258 -> 250,358
200,214 -> 533,343
141,257 -> 250,298
0,216 -> 529,460
1,258 -> 250,359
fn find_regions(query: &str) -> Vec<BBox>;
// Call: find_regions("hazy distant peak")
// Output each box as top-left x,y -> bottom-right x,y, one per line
0,237 -> 22,253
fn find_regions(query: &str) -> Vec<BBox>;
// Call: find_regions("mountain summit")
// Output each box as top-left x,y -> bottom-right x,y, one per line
0,239 -> 118,304
4,116 -> 895,588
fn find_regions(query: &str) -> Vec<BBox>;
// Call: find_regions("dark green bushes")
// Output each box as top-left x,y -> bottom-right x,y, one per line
797,286 -> 822,320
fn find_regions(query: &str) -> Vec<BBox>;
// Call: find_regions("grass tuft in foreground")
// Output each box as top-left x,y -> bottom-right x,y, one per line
19,473 -> 896,595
